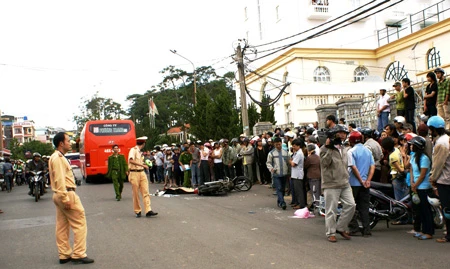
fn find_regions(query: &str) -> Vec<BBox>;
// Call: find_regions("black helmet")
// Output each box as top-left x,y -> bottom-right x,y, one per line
335,124 -> 349,134
306,128 -> 315,135
360,127 -> 374,138
407,136 -> 426,150
435,67 -> 445,74
155,146 -> 161,151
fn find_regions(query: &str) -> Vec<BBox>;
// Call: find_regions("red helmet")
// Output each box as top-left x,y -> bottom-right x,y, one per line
348,131 -> 362,144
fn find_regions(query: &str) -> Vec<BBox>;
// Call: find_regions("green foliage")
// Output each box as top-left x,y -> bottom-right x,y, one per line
260,94 -> 276,125
9,139 -> 54,160
247,103 -> 260,132
73,92 -> 126,133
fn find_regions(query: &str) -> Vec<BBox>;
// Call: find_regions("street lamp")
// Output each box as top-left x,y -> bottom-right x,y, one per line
170,49 -> 197,105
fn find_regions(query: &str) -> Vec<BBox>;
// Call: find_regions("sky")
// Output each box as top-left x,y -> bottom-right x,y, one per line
0,0 -> 243,130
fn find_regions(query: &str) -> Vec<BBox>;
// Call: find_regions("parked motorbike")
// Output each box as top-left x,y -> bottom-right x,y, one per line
29,171 -> 44,202
196,176 -> 252,196
365,182 -> 444,229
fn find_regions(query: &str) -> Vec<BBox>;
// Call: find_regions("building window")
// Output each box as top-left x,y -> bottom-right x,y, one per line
427,47 -> 441,69
354,66 -> 369,81
313,66 -> 331,82
385,61 -> 408,81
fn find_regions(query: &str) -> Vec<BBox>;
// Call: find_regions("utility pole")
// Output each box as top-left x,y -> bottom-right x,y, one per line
170,50 -> 197,106
236,44 -> 250,137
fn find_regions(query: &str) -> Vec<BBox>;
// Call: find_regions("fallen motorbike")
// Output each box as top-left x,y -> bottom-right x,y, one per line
196,176 -> 252,196
30,171 -> 45,202
364,182 -> 444,229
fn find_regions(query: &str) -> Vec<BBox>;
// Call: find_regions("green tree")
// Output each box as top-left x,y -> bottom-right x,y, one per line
10,140 -> 54,160
73,92 -> 126,133
247,103 -> 260,132
260,94 -> 276,124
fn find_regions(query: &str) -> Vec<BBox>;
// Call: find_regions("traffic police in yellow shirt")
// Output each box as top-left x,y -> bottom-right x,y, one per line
128,136 -> 158,218
49,132 -> 94,264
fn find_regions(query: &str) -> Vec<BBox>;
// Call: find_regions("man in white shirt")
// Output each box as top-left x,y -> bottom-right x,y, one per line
377,89 -> 390,133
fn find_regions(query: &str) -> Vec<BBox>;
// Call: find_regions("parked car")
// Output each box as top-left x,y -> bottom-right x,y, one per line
65,152 -> 81,169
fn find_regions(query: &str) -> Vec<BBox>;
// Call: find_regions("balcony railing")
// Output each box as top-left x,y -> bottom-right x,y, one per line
307,2 -> 332,20
377,0 -> 450,46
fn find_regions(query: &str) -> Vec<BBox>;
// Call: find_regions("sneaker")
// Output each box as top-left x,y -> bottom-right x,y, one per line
136,212 -> 141,218
72,257 -> 94,264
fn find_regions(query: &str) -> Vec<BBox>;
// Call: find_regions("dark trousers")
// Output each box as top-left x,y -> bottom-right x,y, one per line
174,168 -> 183,186
149,166 -> 157,183
349,186 -> 371,233
213,162 -> 224,180
199,160 -> 210,185
371,169 -> 381,183
258,163 -> 271,184
273,176 -> 287,207
224,164 -> 235,179
426,104 -> 437,117
292,178 -> 306,208
156,165 -> 164,183
397,109 -> 405,116
405,109 -> 416,133
235,159 -> 243,177
417,189 -> 435,235
437,184 -> 450,240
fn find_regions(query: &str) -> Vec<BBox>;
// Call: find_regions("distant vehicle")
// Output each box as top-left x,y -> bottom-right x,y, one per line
65,152 -> 81,169
79,120 -> 136,183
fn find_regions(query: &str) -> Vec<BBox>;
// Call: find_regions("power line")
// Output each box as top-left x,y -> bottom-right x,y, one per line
248,0 -> 403,63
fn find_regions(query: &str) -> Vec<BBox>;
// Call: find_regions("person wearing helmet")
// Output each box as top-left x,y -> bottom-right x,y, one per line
402,78 -> 417,133
347,131 -> 375,237
435,67 -> 450,129
376,89 -> 391,133
240,138 -> 255,183
393,116 -> 406,135
424,71 -> 438,118
154,146 -> 164,183
26,152 -> 46,196
408,136 -> 434,240
427,115 -> 450,243
391,81 -> 405,116
221,139 -> 236,180
361,128 -> 383,183
320,124 -> 355,242
266,137 -> 291,211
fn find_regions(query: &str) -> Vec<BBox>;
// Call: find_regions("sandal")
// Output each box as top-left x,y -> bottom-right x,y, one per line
436,237 -> 450,243
418,234 -> 432,240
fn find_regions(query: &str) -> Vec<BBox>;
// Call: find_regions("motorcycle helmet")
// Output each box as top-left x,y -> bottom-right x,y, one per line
348,131 -> 362,144
412,193 -> 421,205
230,138 -> 238,144
154,146 -> 161,151
33,152 -> 41,158
393,116 -> 406,124
427,116 -> 445,129
407,136 -> 425,150
335,124 -> 349,134
222,139 -> 229,144
420,114 -> 429,122
427,196 -> 441,207
404,132 -> 417,142
204,142 -> 211,148
435,67 -> 445,74
360,127 -> 374,138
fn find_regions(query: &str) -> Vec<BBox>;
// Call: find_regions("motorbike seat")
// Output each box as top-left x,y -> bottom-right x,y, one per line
370,181 -> 393,190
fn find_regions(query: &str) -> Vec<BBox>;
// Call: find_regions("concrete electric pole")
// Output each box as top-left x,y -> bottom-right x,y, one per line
236,44 -> 250,137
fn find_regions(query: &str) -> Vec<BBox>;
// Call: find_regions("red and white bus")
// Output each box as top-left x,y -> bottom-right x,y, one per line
79,120 -> 136,183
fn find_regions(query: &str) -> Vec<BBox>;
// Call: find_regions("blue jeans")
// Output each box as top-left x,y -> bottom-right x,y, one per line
273,176 -> 287,206
377,111 -> 389,133
156,165 -> 164,183
191,163 -> 200,186
392,176 -> 408,201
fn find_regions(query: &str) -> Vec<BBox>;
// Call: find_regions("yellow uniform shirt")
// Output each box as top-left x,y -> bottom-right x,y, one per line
128,146 -> 143,170
49,150 -> 76,203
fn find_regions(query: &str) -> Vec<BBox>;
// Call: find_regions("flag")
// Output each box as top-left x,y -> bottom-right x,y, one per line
149,98 -> 159,115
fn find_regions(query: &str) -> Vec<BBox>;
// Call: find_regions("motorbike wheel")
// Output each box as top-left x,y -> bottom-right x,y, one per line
234,176 -> 252,192
35,184 -> 40,202
356,199 -> 379,230
432,206 -> 444,229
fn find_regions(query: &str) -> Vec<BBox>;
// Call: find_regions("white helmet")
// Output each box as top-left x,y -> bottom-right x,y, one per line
394,116 -> 406,124
420,114 -> 429,122
427,196 -> 440,207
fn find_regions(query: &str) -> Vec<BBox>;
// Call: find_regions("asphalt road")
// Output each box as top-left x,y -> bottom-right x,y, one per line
1,169 -> 449,269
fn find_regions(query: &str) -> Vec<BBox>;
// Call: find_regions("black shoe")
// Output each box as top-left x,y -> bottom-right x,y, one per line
71,257 -> 94,264
281,203 -> 287,210
59,257 -> 71,264
28,190 -> 32,195
136,212 -> 141,218
146,211 -> 158,217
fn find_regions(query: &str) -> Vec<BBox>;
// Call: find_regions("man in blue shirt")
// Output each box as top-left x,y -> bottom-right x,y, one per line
347,131 -> 375,236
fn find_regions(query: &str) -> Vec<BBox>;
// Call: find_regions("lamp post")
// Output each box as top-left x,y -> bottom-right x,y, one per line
170,49 -> 197,105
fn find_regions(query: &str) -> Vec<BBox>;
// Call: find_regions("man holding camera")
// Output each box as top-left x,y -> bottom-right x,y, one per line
320,124 -> 356,243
